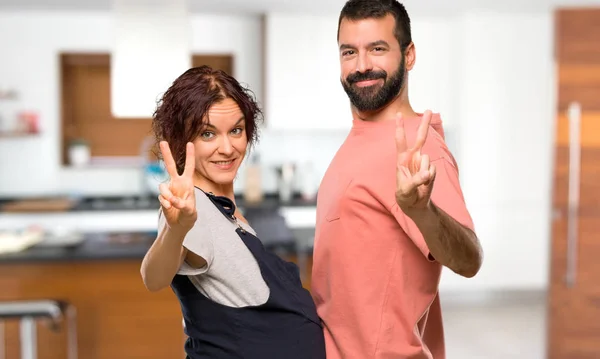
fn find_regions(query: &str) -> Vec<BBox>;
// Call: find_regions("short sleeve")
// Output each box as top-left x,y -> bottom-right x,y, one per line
392,157 -> 475,260
157,194 -> 215,276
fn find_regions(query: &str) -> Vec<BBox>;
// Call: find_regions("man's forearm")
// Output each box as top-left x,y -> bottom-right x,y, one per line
405,202 -> 482,278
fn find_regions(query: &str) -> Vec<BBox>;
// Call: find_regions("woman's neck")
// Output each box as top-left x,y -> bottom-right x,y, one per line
193,177 -> 235,201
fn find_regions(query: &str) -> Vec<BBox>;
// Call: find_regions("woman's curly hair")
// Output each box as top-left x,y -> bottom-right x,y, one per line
152,66 -> 263,174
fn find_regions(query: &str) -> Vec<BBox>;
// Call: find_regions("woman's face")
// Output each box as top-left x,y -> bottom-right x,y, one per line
192,98 -> 248,188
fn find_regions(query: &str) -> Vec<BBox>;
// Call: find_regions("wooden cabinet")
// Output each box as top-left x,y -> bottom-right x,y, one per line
0,260 -> 185,359
60,53 -> 233,166
547,8 -> 600,358
0,251 -> 312,358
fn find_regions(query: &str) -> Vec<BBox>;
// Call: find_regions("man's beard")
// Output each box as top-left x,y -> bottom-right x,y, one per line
341,55 -> 406,113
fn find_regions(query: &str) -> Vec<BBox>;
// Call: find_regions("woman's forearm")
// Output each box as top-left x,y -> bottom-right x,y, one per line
141,225 -> 189,291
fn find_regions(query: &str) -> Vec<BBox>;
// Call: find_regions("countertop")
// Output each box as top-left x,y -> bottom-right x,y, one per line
0,232 -> 156,264
0,227 -> 309,264
0,193 -> 318,213
0,193 -> 316,264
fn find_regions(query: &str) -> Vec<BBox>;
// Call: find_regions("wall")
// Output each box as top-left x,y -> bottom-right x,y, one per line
0,9 -> 555,292
405,11 -> 555,292
406,11 -> 554,292
452,11 -> 555,292
261,10 -> 555,292
0,11 -> 264,197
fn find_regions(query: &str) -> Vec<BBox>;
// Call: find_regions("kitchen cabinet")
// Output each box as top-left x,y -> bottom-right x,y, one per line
264,14 -> 353,130
0,228 -> 313,359
0,259 -> 186,359
59,53 -> 233,166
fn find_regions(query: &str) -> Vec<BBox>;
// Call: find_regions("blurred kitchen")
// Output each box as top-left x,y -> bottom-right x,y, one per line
0,0 -> 599,358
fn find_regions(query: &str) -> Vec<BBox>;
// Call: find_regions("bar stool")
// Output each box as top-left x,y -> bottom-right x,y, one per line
0,300 -> 77,359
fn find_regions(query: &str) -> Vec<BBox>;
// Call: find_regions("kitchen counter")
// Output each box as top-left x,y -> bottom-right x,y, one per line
0,194 -> 318,234
0,251 -> 185,358
0,229 -> 314,359
0,193 -> 318,213
0,231 -> 156,263
0,229 -> 309,264
0,195 -> 317,358
72,193 -> 317,211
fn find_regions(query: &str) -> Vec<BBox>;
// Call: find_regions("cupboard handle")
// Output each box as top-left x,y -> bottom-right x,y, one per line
565,102 -> 581,288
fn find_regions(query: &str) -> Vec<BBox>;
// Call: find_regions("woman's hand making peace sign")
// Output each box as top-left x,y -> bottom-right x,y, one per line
395,110 -> 437,213
158,141 -> 198,230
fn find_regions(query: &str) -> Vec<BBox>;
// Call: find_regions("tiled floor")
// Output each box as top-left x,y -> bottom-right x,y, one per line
441,291 -> 546,359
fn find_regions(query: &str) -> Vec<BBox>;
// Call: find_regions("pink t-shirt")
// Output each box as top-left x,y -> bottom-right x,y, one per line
311,113 -> 474,359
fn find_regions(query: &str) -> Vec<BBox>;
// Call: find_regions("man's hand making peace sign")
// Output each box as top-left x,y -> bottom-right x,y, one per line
158,141 -> 198,230
392,110 -> 482,278
395,110 -> 436,213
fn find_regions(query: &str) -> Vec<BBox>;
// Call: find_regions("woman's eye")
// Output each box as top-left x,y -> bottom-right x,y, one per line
231,128 -> 243,135
201,131 -> 214,139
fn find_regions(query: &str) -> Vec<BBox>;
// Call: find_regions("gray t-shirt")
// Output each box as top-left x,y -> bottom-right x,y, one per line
159,188 -> 270,307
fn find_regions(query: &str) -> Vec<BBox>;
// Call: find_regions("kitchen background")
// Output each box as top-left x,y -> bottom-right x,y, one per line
0,0 -> 598,358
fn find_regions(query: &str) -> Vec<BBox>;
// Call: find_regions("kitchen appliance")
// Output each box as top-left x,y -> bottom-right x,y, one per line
275,163 -> 296,203
298,161 -> 317,202
244,153 -> 264,204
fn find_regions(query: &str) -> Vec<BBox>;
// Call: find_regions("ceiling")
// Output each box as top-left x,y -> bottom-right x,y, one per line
0,0 -> 599,15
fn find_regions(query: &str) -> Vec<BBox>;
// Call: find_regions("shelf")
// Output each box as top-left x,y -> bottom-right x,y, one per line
0,132 -> 39,138
0,91 -> 18,100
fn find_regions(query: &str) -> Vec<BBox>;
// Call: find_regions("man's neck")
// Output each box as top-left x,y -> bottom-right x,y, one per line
352,92 -> 417,123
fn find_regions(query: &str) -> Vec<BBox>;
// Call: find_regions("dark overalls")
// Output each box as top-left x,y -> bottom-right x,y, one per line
170,192 -> 326,359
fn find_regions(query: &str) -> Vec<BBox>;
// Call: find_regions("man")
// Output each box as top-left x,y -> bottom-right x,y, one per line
311,1 -> 483,358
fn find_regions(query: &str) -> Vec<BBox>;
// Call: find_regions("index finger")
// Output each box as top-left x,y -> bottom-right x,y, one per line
182,142 -> 196,178
412,110 -> 432,151
159,141 -> 178,178
395,112 -> 408,153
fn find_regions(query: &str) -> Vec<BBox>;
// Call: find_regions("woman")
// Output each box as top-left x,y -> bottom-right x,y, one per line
140,66 -> 326,359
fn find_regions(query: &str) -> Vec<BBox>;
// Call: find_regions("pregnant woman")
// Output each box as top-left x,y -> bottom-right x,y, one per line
140,65 -> 326,359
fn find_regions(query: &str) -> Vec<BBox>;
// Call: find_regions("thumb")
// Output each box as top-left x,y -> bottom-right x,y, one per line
420,164 -> 437,197
425,163 -> 437,189
398,164 -> 430,188
170,197 -> 186,210
171,196 -> 196,217
158,194 -> 172,210
181,202 -> 197,216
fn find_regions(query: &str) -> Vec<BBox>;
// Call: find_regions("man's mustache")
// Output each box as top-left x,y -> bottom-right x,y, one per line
346,70 -> 387,84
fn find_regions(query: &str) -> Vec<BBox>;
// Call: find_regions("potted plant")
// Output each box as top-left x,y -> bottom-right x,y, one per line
68,138 -> 91,167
